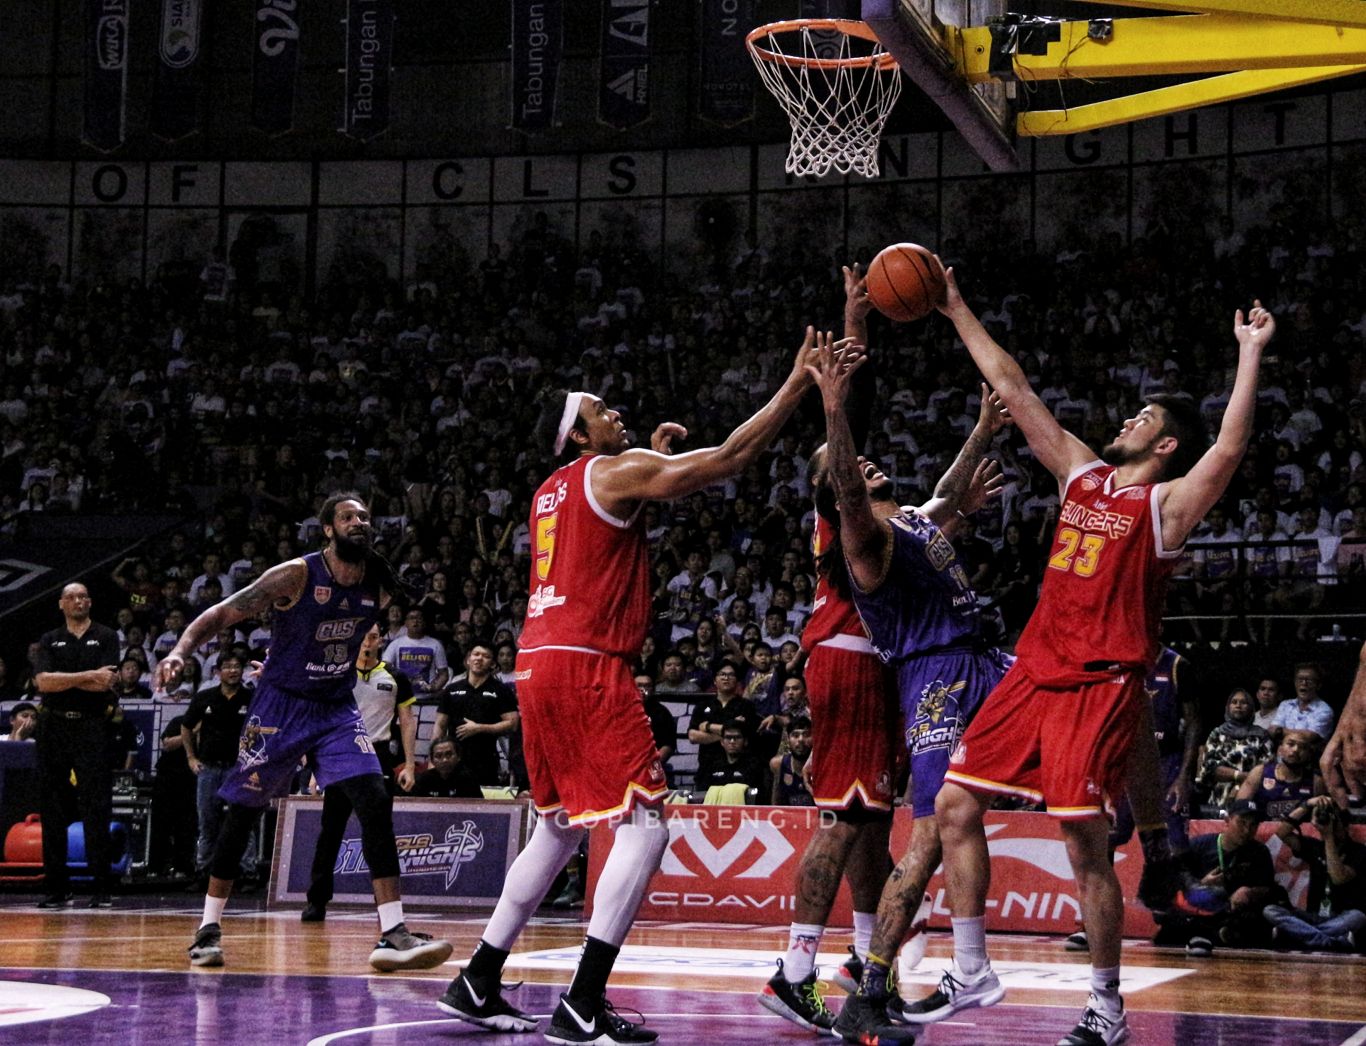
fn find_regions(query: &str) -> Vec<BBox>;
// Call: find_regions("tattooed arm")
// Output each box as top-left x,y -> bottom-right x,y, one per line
921,384 -> 1010,533
155,560 -> 307,688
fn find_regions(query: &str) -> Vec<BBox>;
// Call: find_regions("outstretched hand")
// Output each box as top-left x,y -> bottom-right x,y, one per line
960,458 -> 1005,516
652,422 -> 687,454
801,329 -> 866,407
935,259 -> 965,315
1233,300 -> 1275,353
976,383 -> 1013,435
843,263 -> 872,322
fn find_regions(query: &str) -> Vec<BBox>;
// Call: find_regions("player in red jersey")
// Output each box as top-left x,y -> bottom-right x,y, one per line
898,267 -> 1273,1046
439,327 -> 851,1046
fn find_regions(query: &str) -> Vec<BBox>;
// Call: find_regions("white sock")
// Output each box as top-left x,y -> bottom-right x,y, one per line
200,894 -> 227,929
951,916 -> 988,976
377,900 -> 404,933
1090,965 -> 1122,1014
783,923 -> 824,982
852,911 -> 876,962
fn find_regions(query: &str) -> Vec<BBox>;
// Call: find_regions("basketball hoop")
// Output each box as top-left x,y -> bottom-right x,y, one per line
746,18 -> 903,179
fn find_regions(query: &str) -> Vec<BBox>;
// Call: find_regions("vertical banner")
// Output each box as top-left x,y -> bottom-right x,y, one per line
341,0 -> 395,142
151,0 -> 206,141
252,0 -> 301,136
599,0 -> 651,129
511,0 -> 563,132
698,0 -> 754,127
84,0 -> 130,152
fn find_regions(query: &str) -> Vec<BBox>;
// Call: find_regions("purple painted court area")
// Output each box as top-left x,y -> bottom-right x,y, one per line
2,969 -> 1359,1045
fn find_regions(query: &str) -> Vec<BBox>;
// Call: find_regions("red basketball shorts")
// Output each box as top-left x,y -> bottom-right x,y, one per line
941,660 -> 1144,819
804,639 -> 898,812
515,646 -> 668,827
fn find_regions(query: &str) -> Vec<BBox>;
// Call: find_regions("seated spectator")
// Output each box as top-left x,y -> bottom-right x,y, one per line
635,671 -> 677,784
770,715 -> 814,806
1252,676 -> 1282,732
698,723 -> 764,800
1156,800 -> 1281,954
383,608 -> 450,697
412,738 -> 482,798
1196,688 -> 1273,810
655,650 -> 701,697
1269,662 -> 1336,742
4,701 -> 36,741
1265,795 -> 1366,952
688,659 -> 758,781
112,656 -> 152,701
1236,729 -> 1324,819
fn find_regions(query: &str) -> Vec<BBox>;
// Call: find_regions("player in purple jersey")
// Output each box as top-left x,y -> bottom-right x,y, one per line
805,339 -> 1015,1044
156,492 -> 452,973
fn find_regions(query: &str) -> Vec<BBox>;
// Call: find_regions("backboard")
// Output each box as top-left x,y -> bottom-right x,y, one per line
863,0 -> 1022,171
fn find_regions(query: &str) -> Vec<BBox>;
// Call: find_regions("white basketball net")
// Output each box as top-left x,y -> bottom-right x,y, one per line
748,21 -> 903,179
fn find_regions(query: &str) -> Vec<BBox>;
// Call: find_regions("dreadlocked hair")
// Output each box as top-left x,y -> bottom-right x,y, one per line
811,473 -> 853,600
319,490 -> 407,603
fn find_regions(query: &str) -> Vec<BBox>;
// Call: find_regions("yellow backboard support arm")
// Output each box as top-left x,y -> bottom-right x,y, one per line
1074,0 -> 1366,31
1016,64 -> 1366,136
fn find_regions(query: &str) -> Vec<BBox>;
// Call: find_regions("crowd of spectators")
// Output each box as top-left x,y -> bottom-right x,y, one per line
1,195 -> 1365,796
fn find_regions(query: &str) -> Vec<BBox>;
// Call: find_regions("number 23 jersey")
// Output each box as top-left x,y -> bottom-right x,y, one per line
1015,460 -> 1183,686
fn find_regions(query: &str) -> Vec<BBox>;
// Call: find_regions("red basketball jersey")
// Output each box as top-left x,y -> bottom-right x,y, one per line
519,455 -> 652,660
1014,460 -> 1183,686
801,513 -> 867,651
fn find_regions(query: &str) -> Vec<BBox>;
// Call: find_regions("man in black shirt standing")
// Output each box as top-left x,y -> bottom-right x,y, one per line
435,645 -> 519,786
181,655 -> 255,880
31,582 -> 121,908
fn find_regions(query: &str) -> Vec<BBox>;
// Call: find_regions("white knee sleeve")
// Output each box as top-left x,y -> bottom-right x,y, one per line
586,804 -> 670,947
483,812 -> 584,950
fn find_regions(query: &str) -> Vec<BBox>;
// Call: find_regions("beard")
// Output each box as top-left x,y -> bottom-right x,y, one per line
332,531 -> 371,563
1100,441 -> 1139,466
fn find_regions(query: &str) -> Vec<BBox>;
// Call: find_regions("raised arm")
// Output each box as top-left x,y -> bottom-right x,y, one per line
591,328 -> 831,511
155,560 -> 307,687
920,384 -> 1011,528
842,264 -> 878,451
1156,302 -> 1273,549
806,336 -> 888,593
937,265 -> 1093,485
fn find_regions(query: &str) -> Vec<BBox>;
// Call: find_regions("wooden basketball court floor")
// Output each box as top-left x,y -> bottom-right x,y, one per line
2,893 -> 1364,1044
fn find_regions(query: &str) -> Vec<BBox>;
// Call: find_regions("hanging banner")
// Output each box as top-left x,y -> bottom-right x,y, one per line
252,0 -> 301,136
599,0 -> 651,130
510,0 -> 563,132
341,0 -> 394,142
699,0 -> 754,128
84,0 -> 130,152
151,0 -> 205,141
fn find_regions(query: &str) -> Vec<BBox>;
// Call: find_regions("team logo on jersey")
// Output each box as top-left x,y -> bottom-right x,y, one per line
238,717 -> 279,770
315,618 -> 362,642
314,585 -> 331,604
917,682 -> 950,725
1081,473 -> 1102,491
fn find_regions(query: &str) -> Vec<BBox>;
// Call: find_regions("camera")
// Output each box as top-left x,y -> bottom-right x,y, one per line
1312,803 -> 1335,826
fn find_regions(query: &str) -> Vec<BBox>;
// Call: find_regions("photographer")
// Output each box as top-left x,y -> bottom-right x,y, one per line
1265,795 -> 1366,952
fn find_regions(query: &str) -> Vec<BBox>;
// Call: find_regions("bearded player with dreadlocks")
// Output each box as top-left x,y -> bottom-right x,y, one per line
157,492 -> 452,973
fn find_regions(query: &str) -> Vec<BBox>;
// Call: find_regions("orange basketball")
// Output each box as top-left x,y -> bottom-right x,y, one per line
865,243 -> 946,323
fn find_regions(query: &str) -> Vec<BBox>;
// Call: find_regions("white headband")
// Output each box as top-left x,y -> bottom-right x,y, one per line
553,392 -> 586,455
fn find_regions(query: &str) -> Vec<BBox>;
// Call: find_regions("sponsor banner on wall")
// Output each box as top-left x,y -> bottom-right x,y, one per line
151,0 -> 206,140
698,0 -> 754,128
587,809 -> 1341,933
342,0 -> 394,142
84,0 -> 130,152
270,796 -> 526,907
252,0 -> 302,135
511,0 -> 563,132
599,0 -> 651,129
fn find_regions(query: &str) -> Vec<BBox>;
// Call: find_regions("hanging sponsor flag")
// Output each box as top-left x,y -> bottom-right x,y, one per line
84,0 -> 130,152
698,0 -> 753,128
510,0 -> 563,132
598,0 -> 650,130
151,0 -> 205,141
252,0 -> 302,136
341,0 -> 394,142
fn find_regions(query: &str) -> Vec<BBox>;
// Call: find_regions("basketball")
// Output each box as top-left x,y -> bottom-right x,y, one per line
865,242 -> 946,322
